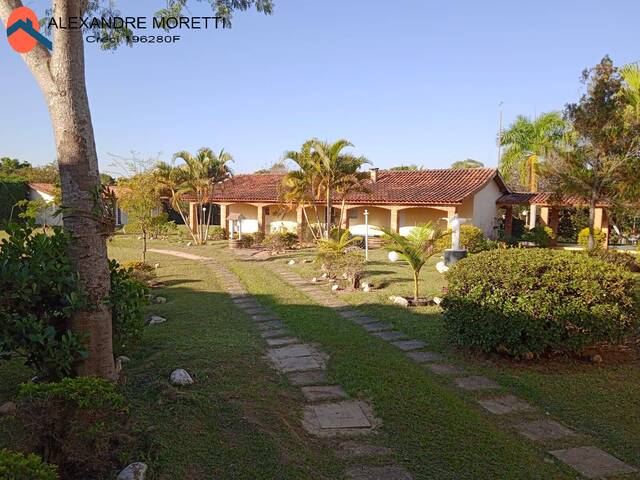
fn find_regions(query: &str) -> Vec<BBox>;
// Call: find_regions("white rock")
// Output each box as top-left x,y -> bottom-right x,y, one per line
137,236 -> 143,240
311,277 -> 318,283
389,295 -> 409,307
302,259 -> 313,263
117,462 -> 148,480
169,368 -> 194,386
433,296 -> 443,305
287,259 -> 296,265
361,282 -> 371,289
363,285 -> 372,293
341,272 -> 348,279
321,273 -> 328,279
388,251 -> 400,262
154,263 -> 160,269
148,315 -> 167,325
331,284 -> 340,292
153,296 -> 167,304
0,402 -> 17,416
186,242 -> 192,247
436,261 -> 449,274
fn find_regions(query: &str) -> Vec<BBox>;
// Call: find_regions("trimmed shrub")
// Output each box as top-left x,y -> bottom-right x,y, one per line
443,249 -> 637,356
437,224 -> 491,253
521,225 -> 554,247
0,449 -> 58,480
208,225 -> 226,240
586,249 -> 640,273
263,231 -> 298,253
578,227 -> 607,248
17,377 -> 129,479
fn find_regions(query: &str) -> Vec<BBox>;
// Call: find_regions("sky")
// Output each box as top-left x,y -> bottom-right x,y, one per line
1,0 -> 639,176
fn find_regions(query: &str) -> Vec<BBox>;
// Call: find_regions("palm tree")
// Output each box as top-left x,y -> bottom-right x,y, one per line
451,159 -> 484,169
382,222 -> 446,302
620,62 -> 640,125
318,229 -> 362,254
499,112 -> 567,192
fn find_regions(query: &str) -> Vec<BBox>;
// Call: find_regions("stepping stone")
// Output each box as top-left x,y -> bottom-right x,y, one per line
339,310 -> 366,319
268,344 -> 317,360
252,314 -> 280,322
266,337 -> 299,347
427,363 -> 464,375
406,351 -> 443,363
345,465 -> 413,480
351,316 -> 379,326
256,320 -> 285,331
334,441 -> 393,459
287,370 -> 327,386
269,354 -> 325,373
362,322 -> 393,333
303,401 -> 378,437
479,395 -> 533,415
549,446 -> 637,478
391,340 -> 426,351
515,419 -> 576,441
371,331 -> 407,341
243,307 -> 267,315
455,376 -> 500,391
302,385 -> 348,402
260,328 -> 290,339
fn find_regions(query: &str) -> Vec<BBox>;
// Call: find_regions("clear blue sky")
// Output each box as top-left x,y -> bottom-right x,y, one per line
1,0 -> 639,175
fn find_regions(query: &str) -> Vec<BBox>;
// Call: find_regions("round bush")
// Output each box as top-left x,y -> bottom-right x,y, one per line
0,449 -> 58,480
437,224 -> 490,253
521,226 -> 554,247
586,249 -> 640,273
578,227 -> 607,248
442,249 -> 637,356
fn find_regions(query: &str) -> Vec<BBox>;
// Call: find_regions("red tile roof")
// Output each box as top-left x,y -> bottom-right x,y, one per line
29,183 -> 57,195
497,192 -> 611,207
204,168 -> 507,205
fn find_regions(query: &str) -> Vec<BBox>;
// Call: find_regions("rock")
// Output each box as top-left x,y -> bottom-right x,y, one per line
436,261 -> 449,274
186,242 -> 192,247
154,263 -> 160,269
153,296 -> 167,304
117,462 -> 148,480
341,272 -> 348,279
137,236 -> 143,240
287,259 -> 296,265
361,282 -> 370,289
147,315 -> 167,325
311,277 -> 318,283
302,259 -> 313,263
321,273 -> 328,279
169,369 -> 194,386
432,296 -> 443,305
591,354 -> 603,364
389,295 -> 409,307
363,285 -> 372,293
331,284 -> 340,292
0,402 -> 17,416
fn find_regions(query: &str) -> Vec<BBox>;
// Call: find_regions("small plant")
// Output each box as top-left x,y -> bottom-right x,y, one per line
437,224 -> 491,253
119,260 -> 157,283
0,449 -> 58,480
17,377 -> 129,479
521,225 -> 554,247
263,231 -> 298,253
578,227 -> 607,249
208,226 -> 226,240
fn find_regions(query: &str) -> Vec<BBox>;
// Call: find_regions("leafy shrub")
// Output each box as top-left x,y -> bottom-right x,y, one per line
0,180 -> 28,224
437,224 -> 491,253
521,225 -> 554,247
208,226 -> 226,240
252,231 -> 266,245
578,227 -> 607,248
0,449 -> 58,480
238,233 -> 255,248
109,260 -> 149,356
0,223 -> 87,380
586,249 -> 640,272
263,231 -> 298,253
317,250 -> 365,289
443,249 -> 637,357
17,377 -> 129,479
119,260 -> 156,283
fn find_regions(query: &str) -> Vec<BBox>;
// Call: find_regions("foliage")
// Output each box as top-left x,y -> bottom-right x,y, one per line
443,249 -> 637,356
389,164 -> 423,171
451,159 -> 484,169
16,198 -> 52,228
16,377 -> 128,479
108,260 -> 149,356
499,112 -> 567,191
557,207 -> 589,243
437,224 -> 492,253
0,223 -> 87,380
0,180 -> 28,225
317,250 -> 365,289
0,449 -> 58,480
208,225 -> 227,240
318,229 -> 362,254
586,249 -> 640,272
263,231 -> 298,253
577,227 -> 607,248
383,222 -> 446,301
521,225 -> 554,247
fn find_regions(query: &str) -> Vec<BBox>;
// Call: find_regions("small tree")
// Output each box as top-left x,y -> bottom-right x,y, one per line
16,198 -> 52,231
382,223 -> 446,302
117,173 -> 163,261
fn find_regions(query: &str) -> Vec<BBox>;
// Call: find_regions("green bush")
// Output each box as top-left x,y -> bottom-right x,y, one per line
578,227 -> 607,248
263,231 -> 298,253
208,225 -> 226,240
0,449 -> 58,480
521,225 -> 554,247
17,377 -> 128,479
108,260 -> 149,356
443,249 -> 637,357
118,260 -> 156,283
437,224 -> 491,253
0,180 -> 28,225
316,250 -> 365,289
586,249 -> 640,273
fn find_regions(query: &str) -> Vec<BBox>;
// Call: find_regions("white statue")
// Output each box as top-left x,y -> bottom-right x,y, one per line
449,214 -> 468,251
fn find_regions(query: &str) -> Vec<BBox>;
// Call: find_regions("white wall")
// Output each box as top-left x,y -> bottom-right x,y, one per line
29,188 -> 62,226
472,180 -> 502,238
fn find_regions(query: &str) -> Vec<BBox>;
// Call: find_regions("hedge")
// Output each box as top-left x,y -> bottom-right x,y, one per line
443,249 -> 637,356
0,180 -> 28,225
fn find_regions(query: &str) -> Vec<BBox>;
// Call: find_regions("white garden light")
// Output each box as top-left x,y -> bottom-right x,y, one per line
388,251 -> 400,262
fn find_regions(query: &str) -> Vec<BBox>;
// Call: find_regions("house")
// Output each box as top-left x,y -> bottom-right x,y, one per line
189,168 -> 511,239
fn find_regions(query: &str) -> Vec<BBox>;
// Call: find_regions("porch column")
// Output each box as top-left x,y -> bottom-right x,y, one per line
390,207 -> 400,233
594,207 -> 610,249
504,206 -> 513,239
540,206 -> 550,227
257,205 -> 266,233
188,202 -> 198,234
219,204 -> 228,229
529,205 -> 538,229
548,207 -> 559,247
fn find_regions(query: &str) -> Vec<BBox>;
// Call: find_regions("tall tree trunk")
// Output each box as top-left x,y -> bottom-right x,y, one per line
588,191 -> 597,250
0,0 -> 116,379
142,231 -> 147,262
325,187 -> 332,239
413,270 -> 419,303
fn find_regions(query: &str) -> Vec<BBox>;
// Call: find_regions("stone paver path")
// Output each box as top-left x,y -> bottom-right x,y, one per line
261,257 -> 639,479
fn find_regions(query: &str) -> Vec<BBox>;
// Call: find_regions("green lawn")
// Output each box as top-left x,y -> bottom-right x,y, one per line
1,233 -> 638,479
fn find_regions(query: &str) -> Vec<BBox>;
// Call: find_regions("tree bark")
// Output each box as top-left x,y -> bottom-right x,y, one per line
325,187 -> 332,239
1,0 -> 116,379
588,191 -> 597,250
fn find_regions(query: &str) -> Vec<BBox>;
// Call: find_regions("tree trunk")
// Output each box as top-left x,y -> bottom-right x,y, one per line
142,231 -> 147,262
0,0 -> 116,379
413,270 -> 419,303
325,187 -> 332,239
588,191 -> 597,250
